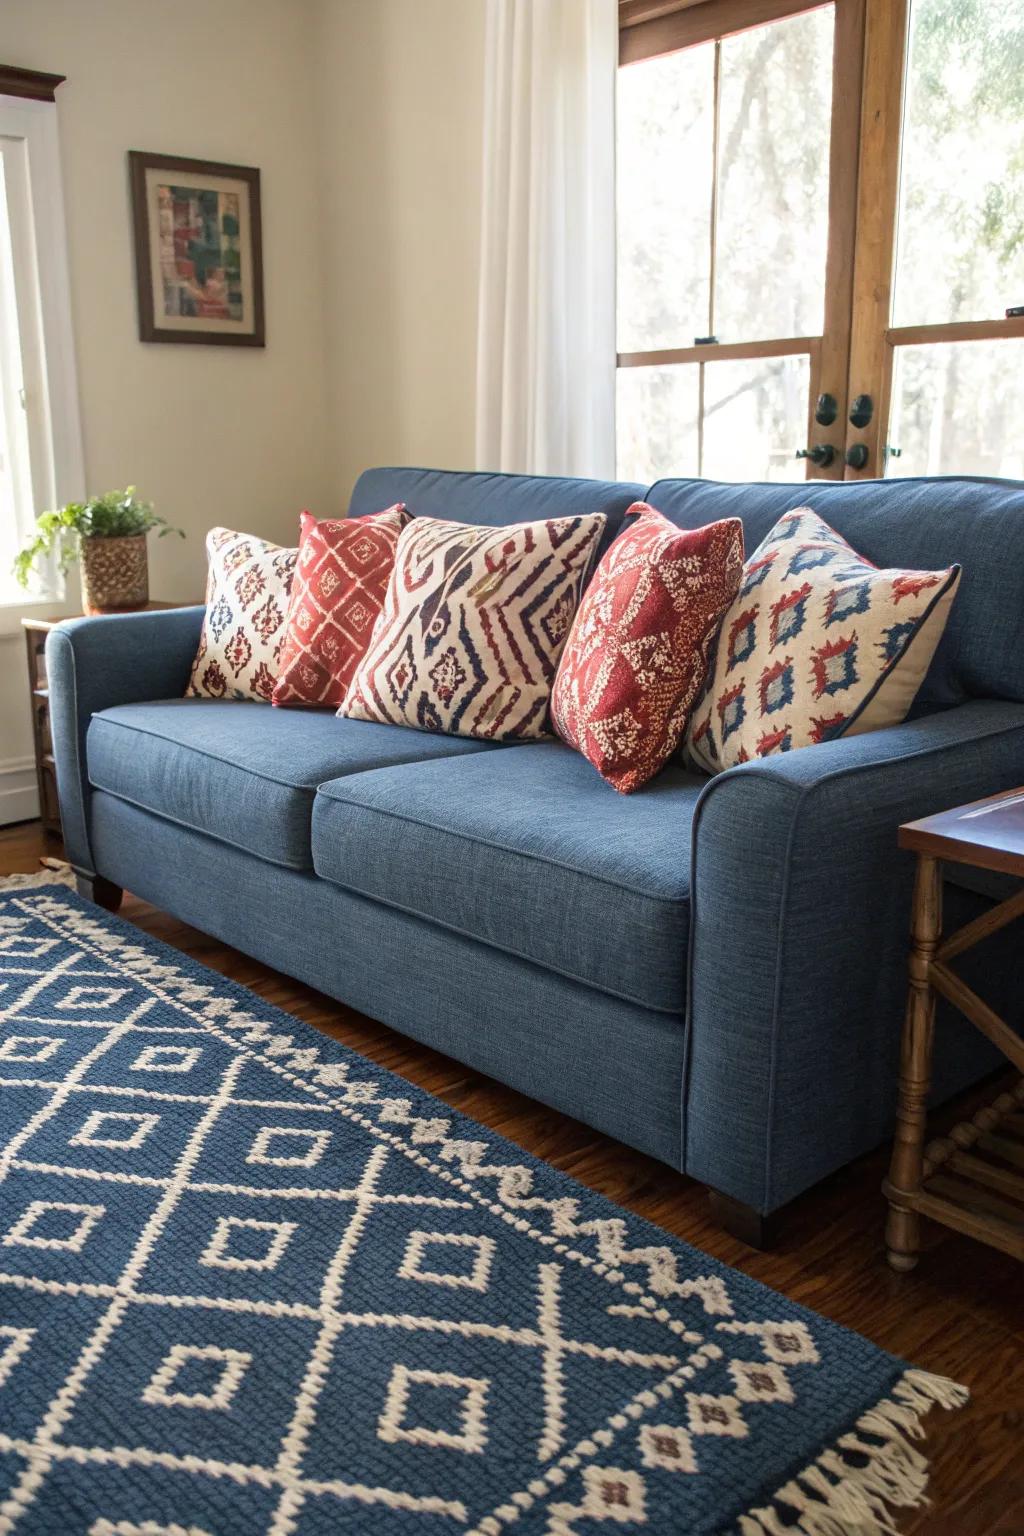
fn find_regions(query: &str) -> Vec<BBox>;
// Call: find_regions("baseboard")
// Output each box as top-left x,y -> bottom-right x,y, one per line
0,757 -> 40,826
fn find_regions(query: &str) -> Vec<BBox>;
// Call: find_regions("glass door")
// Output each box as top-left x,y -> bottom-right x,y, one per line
616,0 -> 865,485
844,0 -> 1024,478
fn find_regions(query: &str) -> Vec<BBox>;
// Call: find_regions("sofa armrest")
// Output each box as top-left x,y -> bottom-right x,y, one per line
46,606 -> 205,874
685,698 -> 1024,1214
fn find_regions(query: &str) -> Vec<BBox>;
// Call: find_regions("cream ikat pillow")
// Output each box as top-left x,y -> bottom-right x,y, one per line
684,508 -> 961,771
341,512 -> 606,740
187,527 -> 297,702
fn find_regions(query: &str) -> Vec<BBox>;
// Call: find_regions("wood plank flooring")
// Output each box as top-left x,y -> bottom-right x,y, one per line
2,819 -> 1021,1534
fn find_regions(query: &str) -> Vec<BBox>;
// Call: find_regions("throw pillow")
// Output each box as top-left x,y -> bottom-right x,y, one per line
550,504 -> 744,793
272,504 -> 410,709
341,512 -> 606,740
685,507 -> 961,771
186,527 -> 297,702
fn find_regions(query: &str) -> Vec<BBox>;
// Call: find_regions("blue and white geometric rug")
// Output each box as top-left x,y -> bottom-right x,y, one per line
0,876 -> 966,1536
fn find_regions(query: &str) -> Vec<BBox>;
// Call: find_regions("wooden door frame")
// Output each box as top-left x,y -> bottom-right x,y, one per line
811,0 -> 865,479
841,0 -> 908,478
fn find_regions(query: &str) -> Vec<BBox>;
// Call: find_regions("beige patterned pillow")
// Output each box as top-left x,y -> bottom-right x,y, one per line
341,513 -> 606,740
187,527 -> 297,702
685,508 -> 961,771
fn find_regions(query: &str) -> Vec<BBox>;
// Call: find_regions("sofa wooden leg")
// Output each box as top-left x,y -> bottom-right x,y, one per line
74,873 -> 123,913
708,1190 -> 781,1250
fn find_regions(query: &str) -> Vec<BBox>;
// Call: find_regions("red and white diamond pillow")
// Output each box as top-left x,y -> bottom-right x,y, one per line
273,505 -> 410,708
187,527 -> 297,702
684,508 -> 961,772
551,504 -> 744,793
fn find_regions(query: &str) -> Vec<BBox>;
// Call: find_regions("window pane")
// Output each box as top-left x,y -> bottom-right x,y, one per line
714,7 -> 833,343
616,365 -> 700,482
702,356 -> 811,481
0,148 -> 36,604
887,340 -> 1024,478
617,44 -> 715,352
892,0 -> 1024,327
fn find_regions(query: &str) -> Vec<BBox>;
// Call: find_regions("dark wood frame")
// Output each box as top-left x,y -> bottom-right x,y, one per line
0,64 -> 66,102
620,0 -> 829,64
128,150 -> 265,348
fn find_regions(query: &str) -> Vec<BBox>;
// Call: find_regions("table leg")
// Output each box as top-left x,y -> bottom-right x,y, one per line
885,854 -> 942,1272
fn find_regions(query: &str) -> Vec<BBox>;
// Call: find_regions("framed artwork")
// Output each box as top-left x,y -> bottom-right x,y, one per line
128,151 -> 264,346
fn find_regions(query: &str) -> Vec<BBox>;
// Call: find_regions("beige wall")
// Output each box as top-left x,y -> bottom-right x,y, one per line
0,0 -> 486,821
312,0 -> 485,500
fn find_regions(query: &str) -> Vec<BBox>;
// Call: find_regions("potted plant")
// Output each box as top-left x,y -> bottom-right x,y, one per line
13,488 -> 184,614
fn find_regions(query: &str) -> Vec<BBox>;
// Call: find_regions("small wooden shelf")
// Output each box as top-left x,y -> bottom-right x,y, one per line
21,603 -> 194,838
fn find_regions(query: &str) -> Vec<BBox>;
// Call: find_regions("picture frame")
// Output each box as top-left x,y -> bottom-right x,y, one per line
128,150 -> 265,347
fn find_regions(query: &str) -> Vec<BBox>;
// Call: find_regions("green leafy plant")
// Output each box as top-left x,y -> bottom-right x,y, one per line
13,488 -> 184,589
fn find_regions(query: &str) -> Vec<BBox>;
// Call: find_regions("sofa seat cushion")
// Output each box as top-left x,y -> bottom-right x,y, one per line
311,741 -> 703,1012
87,700 -> 499,871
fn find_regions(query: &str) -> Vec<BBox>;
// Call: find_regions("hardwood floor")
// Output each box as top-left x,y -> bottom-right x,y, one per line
2,819 -> 1021,1534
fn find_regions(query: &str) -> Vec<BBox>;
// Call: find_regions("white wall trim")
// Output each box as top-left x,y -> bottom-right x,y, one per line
0,92 -> 84,608
0,754 -> 39,826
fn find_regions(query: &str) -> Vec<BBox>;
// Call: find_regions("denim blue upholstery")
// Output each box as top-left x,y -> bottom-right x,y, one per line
313,742 -> 703,1012
687,698 -> 1024,1209
87,701 -> 500,870
45,467 -> 1024,1220
349,467 -> 646,561
46,607 -> 206,874
87,793 -> 687,1166
647,475 -> 1024,708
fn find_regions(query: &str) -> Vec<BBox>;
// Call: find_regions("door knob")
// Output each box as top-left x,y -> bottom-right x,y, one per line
850,395 -> 873,428
815,392 -> 838,426
795,444 -> 836,467
845,444 -> 869,469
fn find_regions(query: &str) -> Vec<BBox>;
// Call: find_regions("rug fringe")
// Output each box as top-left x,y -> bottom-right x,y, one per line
738,1369 -> 968,1536
0,860 -> 75,891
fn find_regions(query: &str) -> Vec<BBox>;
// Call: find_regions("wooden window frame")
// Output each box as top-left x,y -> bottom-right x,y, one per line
844,0 -> 1024,477
621,0 -> 1024,482
617,0 -> 866,481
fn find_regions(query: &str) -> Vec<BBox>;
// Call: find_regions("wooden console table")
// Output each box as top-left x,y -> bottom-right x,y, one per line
884,786 -> 1024,1270
22,603 -> 190,838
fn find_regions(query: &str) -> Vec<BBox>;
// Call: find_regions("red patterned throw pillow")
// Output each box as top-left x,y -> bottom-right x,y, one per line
272,505 -> 410,708
551,504 -> 744,793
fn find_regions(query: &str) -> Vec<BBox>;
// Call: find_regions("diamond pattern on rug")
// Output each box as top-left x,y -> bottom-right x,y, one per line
0,885 -> 964,1535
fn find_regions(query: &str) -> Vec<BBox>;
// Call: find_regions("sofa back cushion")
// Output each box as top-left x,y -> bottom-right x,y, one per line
646,475 -> 1024,709
349,466 -> 645,563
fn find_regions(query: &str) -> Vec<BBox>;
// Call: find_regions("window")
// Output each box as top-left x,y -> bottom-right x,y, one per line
617,0 -> 1024,484
0,74 -> 83,607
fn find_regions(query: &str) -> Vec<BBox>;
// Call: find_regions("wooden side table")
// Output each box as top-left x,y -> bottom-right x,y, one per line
22,603 -> 192,839
884,786 -> 1024,1270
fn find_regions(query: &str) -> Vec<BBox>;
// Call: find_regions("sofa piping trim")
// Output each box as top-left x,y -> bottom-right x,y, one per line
311,859 -> 687,1016
313,786 -> 694,908
88,784 -> 313,872
87,711 -> 496,793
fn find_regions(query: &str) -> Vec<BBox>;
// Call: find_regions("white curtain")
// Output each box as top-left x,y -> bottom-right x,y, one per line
475,0 -> 618,479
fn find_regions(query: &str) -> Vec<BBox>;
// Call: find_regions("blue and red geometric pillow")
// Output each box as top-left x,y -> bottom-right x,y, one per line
685,508 -> 961,772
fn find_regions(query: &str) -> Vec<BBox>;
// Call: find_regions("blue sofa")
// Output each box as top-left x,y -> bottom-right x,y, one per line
46,467 -> 1024,1243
